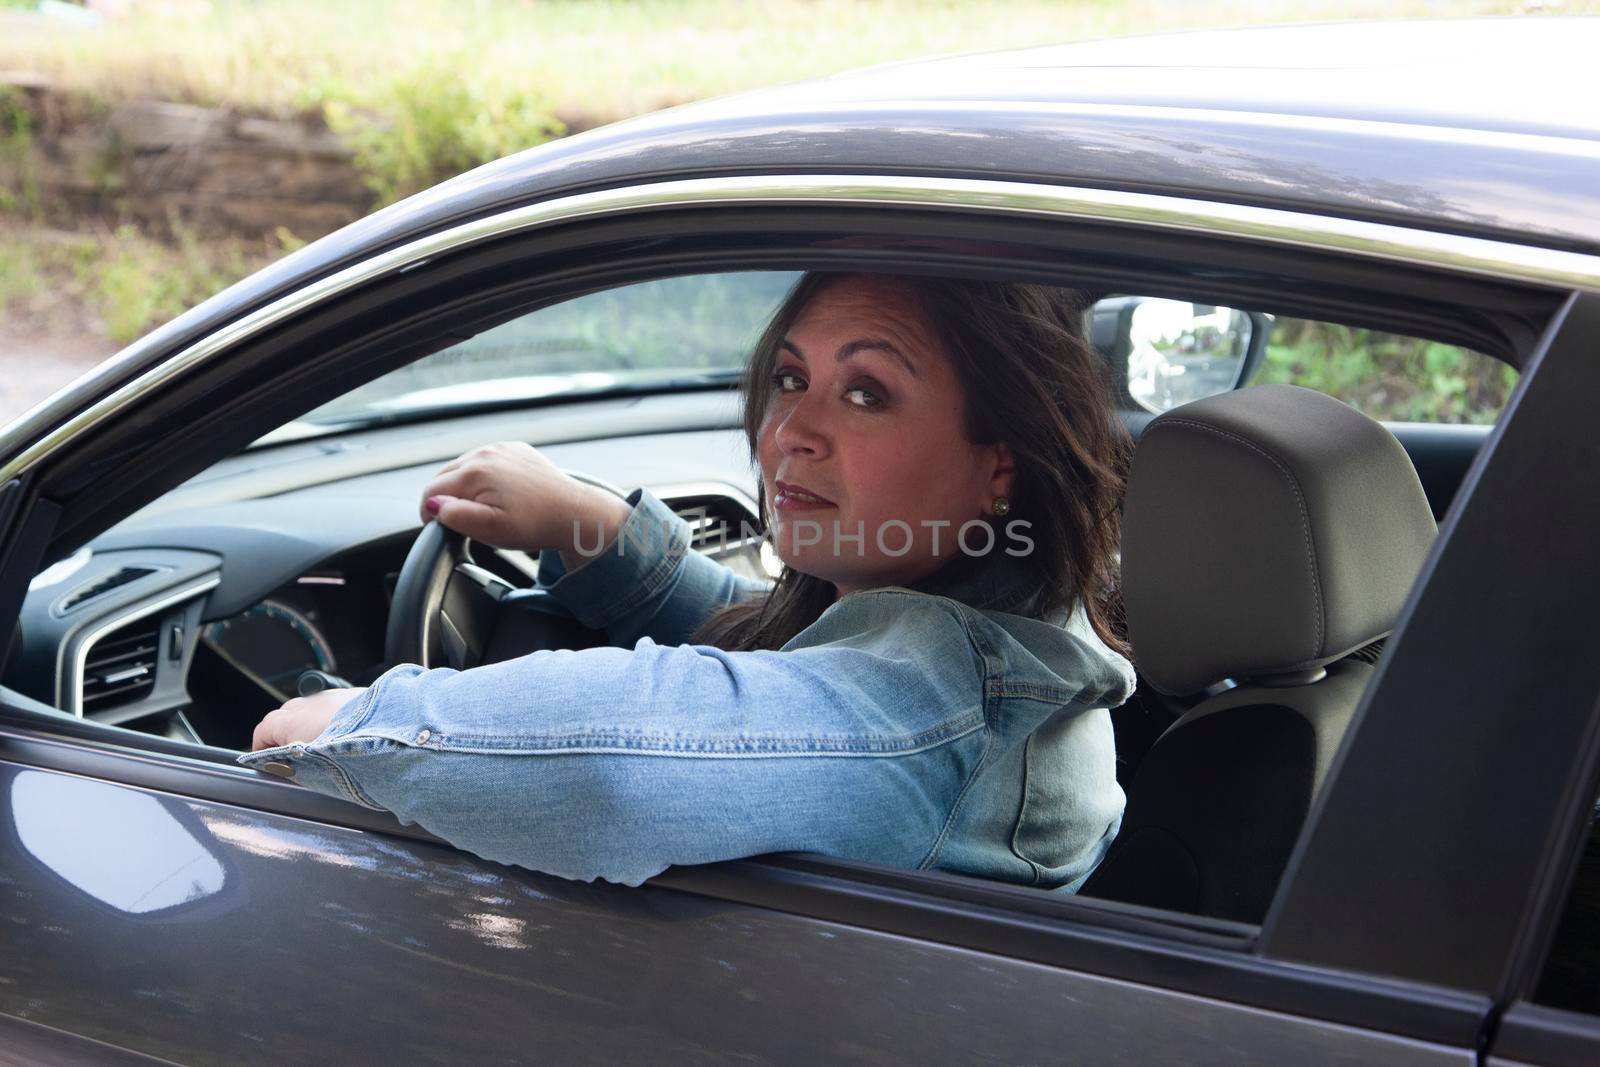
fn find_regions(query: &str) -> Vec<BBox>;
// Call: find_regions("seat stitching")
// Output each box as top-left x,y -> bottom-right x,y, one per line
1147,418 -> 1324,658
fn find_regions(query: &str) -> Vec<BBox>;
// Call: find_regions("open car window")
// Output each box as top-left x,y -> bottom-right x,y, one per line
4,267 -> 1527,928
1097,295 -> 1518,424
1254,318 -> 1514,425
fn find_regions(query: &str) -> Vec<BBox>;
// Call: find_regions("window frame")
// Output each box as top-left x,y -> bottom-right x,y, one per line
0,175 -> 1595,1050
1261,291 -> 1600,998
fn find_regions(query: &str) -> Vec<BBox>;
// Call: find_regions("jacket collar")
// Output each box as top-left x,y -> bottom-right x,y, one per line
906,550 -> 1053,619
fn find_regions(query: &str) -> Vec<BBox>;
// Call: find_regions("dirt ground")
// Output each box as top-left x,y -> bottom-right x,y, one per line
1,220 -> 188,427
0,228 -> 119,427
2,334 -> 115,426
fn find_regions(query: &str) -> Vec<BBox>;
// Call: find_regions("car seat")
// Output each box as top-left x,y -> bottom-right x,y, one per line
1079,384 -> 1438,923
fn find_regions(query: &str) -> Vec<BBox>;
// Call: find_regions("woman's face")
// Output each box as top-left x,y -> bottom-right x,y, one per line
756,275 -> 1014,597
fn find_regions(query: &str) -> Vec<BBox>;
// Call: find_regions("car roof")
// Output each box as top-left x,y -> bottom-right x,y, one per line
48,17 -> 1600,414
815,18 -> 1598,142
366,16 -> 1600,253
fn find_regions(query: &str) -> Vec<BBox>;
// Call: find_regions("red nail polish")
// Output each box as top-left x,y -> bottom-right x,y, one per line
425,496 -> 441,516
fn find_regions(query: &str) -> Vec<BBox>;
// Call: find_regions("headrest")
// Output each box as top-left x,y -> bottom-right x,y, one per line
1123,385 -> 1437,696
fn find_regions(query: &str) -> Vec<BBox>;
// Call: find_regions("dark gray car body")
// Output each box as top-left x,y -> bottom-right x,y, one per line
3,18 -> 1600,1065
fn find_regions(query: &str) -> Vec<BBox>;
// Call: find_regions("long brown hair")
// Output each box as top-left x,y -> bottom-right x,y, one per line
694,272 -> 1130,655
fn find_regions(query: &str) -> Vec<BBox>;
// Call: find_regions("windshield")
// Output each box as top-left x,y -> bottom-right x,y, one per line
301,271 -> 801,425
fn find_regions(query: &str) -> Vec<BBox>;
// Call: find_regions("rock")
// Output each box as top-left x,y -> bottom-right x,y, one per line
4,81 -> 372,242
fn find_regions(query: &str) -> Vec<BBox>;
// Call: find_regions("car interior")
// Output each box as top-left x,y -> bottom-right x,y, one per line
0,267 -> 1514,926
1078,383 -> 1438,922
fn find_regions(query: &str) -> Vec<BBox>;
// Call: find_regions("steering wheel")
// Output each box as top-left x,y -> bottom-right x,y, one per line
383,473 -> 626,670
383,523 -> 519,669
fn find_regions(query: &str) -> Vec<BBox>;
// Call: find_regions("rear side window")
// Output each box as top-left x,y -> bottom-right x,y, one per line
1097,297 -> 1520,424
1252,318 -> 1518,425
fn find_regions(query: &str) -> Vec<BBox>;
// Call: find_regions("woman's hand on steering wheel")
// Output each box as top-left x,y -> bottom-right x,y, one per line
421,442 -> 632,564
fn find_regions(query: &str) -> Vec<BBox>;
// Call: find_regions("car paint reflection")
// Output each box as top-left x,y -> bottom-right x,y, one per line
11,770 -> 225,915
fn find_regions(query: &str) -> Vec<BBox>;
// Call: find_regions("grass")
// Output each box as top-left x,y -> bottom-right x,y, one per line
0,85 -> 41,215
0,220 -> 288,345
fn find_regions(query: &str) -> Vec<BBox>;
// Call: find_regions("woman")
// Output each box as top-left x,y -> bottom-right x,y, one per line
243,272 -> 1136,889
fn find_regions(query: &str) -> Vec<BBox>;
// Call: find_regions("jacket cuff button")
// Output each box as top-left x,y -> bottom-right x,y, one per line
258,761 -> 296,779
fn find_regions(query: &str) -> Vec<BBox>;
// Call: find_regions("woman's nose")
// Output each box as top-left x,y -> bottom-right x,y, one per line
773,393 -> 831,458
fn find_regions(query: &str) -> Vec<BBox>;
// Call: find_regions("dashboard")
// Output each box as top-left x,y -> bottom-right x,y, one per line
2,390 -> 762,750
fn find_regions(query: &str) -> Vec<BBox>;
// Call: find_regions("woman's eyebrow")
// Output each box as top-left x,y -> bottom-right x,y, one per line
839,339 -> 919,378
780,338 -> 919,378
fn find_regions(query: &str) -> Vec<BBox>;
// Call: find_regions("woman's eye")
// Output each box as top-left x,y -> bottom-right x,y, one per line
771,370 -> 805,392
845,386 -> 884,409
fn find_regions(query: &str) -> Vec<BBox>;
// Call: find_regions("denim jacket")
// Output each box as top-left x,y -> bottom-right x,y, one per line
239,489 -> 1134,889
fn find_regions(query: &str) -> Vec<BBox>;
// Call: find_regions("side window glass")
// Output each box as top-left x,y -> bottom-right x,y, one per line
1096,298 -> 1521,423
1252,318 -> 1518,424
302,271 -> 801,426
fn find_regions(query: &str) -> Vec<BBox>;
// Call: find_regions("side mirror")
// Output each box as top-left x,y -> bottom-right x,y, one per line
1092,296 -> 1274,414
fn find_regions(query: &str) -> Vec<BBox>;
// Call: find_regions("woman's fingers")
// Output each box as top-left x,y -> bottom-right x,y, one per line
250,689 -> 366,752
424,463 -> 478,497
418,464 -> 487,523
429,494 -> 506,542
250,711 -> 275,751
419,477 -> 460,522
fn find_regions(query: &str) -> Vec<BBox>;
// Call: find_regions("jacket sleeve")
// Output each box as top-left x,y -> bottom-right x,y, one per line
534,487 -> 771,648
237,591 -> 992,887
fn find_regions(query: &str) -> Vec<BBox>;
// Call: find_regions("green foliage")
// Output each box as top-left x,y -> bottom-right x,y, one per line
90,219 -> 251,343
272,226 -> 306,255
1254,318 -> 1516,424
1,218 -> 275,347
0,238 -> 47,317
323,56 -> 565,205
0,85 -> 41,217
0,227 -> 106,337
85,138 -> 125,199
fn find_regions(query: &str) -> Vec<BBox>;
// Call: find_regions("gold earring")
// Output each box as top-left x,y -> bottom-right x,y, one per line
992,496 -> 1011,517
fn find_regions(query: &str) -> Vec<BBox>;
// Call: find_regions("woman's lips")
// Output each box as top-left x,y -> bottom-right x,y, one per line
773,482 -> 835,512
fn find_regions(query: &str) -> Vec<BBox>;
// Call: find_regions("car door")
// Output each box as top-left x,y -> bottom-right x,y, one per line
2,174 -> 1596,1064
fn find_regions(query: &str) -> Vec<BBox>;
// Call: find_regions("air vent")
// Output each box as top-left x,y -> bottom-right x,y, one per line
81,620 -> 161,711
61,567 -> 156,611
670,496 -> 760,555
